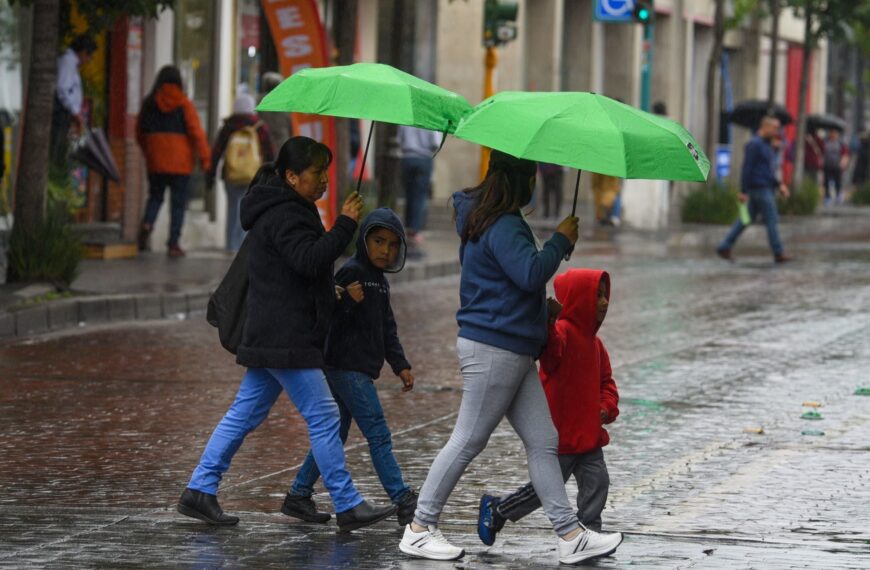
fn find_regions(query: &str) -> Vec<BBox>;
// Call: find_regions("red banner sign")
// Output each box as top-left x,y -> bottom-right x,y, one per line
261,0 -> 336,228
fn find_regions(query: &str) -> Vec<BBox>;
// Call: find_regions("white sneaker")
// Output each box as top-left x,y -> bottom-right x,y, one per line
558,528 -> 623,564
399,524 -> 465,561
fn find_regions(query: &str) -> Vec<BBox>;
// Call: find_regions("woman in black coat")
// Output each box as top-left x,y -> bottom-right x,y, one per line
179,137 -> 396,531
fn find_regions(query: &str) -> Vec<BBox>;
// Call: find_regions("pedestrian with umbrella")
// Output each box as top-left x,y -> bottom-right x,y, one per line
179,136 -> 397,531
399,91 -> 707,564
398,150 -> 624,564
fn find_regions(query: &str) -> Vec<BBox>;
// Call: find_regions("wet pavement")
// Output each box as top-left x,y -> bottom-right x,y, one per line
1,237 -> 870,568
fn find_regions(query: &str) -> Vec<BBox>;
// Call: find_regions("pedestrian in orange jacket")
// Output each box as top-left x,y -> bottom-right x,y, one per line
136,65 -> 211,257
478,268 -> 620,543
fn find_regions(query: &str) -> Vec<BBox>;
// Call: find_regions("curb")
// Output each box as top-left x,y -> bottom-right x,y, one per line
0,259 -> 462,342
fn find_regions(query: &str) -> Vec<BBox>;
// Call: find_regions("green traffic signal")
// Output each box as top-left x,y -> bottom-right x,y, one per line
633,1 -> 654,24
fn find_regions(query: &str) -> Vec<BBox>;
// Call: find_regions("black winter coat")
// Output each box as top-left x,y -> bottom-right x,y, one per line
236,173 -> 357,369
325,208 -> 411,379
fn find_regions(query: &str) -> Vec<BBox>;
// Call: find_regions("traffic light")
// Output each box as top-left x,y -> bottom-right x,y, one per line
633,0 -> 654,25
483,0 -> 519,47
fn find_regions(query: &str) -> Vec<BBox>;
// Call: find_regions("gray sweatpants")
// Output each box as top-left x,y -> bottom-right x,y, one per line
413,338 -> 580,536
497,448 -> 610,531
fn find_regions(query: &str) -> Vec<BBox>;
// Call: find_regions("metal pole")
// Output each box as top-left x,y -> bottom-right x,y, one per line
480,46 -> 498,180
640,22 -> 655,112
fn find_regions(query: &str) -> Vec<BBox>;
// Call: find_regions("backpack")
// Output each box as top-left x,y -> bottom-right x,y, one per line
224,123 -> 263,185
207,237 -> 250,354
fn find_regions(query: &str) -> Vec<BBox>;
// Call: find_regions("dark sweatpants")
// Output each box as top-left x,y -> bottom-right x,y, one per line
497,448 -> 609,531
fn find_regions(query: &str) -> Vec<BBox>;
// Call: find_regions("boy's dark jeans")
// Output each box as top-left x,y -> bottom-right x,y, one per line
497,448 -> 609,531
143,174 -> 190,247
290,369 -> 411,503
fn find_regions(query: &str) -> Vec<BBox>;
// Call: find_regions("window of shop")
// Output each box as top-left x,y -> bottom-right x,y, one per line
0,0 -> 23,219
236,0 -> 278,98
174,0 -> 215,212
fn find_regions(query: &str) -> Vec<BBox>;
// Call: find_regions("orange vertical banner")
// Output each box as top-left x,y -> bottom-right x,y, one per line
261,0 -> 337,228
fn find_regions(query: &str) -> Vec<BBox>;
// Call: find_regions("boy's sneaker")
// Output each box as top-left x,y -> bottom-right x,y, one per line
280,493 -> 331,523
399,524 -> 465,561
558,528 -> 623,565
396,490 -> 418,526
477,494 -> 506,546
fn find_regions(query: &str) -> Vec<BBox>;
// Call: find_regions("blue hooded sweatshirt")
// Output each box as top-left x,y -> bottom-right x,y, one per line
324,208 -> 411,379
453,190 -> 572,356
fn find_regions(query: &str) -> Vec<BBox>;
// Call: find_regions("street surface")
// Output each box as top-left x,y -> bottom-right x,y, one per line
1,238 -> 870,568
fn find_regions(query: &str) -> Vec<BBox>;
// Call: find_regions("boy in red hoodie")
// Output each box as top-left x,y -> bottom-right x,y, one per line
477,268 -> 619,544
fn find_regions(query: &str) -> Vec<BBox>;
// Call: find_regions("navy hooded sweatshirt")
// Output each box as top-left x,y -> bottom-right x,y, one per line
236,171 -> 357,369
453,190 -> 572,357
324,208 -> 412,379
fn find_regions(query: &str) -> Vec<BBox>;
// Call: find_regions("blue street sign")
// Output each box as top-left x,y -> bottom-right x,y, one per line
594,0 -> 636,23
716,144 -> 732,183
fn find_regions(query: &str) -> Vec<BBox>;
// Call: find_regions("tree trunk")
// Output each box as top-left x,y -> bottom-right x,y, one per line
12,0 -> 59,239
792,8 -> 814,190
705,0 -> 726,187
767,0 -> 780,112
332,0 -> 358,202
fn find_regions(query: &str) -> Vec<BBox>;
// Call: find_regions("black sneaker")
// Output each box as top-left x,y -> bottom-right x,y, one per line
177,488 -> 239,526
280,493 -> 331,523
396,490 -> 418,526
336,499 -> 396,532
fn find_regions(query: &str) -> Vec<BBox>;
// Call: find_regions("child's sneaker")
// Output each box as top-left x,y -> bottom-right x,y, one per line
558,528 -> 623,564
399,524 -> 465,561
477,494 -> 506,546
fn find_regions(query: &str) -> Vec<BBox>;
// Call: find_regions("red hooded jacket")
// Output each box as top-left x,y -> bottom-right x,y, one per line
540,269 -> 619,455
136,84 -> 211,175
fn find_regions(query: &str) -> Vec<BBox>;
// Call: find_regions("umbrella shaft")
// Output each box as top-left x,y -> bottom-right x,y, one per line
356,122 -> 375,195
571,170 -> 581,217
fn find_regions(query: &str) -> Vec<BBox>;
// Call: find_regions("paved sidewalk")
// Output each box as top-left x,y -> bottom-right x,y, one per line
2,206 -> 870,341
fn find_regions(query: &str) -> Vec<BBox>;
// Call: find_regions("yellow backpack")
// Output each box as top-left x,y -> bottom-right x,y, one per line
223,122 -> 263,185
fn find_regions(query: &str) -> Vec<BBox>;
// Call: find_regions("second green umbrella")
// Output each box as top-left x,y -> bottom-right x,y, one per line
257,63 -> 473,193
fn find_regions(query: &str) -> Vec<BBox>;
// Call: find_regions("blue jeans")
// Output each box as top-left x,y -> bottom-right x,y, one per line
718,188 -> 784,256
401,157 -> 432,234
290,369 -> 410,503
224,182 -> 247,251
188,368 -> 364,513
143,174 -> 190,246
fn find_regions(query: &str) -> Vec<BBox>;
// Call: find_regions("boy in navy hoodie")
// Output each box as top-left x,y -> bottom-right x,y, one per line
282,208 -> 418,525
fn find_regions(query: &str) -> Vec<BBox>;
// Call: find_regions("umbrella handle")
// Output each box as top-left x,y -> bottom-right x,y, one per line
433,121 -> 451,157
564,169 -> 581,262
356,121 -> 375,196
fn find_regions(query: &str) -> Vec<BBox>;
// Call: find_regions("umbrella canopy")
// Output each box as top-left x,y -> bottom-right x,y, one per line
806,113 -> 847,133
256,62 -> 472,133
453,91 -> 709,182
728,100 -> 793,130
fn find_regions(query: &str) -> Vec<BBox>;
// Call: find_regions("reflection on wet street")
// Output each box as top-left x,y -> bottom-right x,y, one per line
1,243 -> 869,568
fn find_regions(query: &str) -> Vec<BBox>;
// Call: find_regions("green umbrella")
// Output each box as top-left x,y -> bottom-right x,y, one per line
257,63 -> 473,193
454,91 -> 709,182
454,91 -> 709,229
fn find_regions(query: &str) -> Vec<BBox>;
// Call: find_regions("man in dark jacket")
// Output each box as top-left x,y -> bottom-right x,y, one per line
284,208 -> 419,526
717,116 -> 792,263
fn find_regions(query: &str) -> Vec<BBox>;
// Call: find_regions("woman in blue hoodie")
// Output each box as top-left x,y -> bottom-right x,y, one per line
399,151 -> 622,565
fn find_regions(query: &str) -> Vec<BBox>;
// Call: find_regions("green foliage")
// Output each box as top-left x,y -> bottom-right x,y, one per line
727,0 -> 761,30
7,202 -> 82,286
852,183 -> 870,205
681,185 -> 740,225
11,0 -> 174,41
786,0 -> 870,49
777,179 -> 819,215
